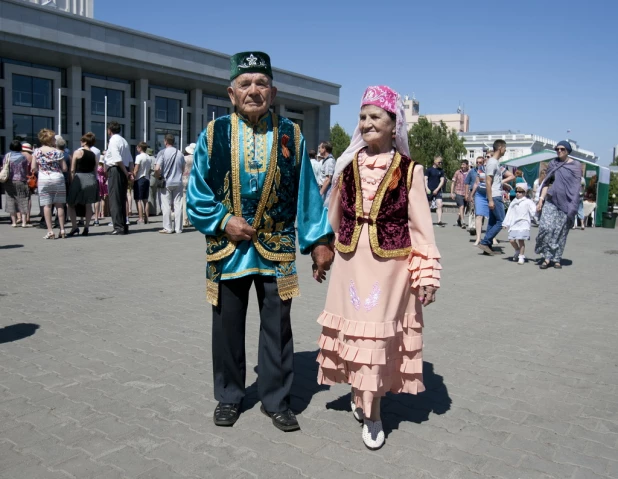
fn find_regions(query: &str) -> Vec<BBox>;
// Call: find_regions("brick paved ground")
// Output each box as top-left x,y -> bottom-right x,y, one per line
1,202 -> 617,479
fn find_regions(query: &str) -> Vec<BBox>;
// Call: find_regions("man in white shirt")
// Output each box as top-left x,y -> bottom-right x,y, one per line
155,134 -> 186,234
318,141 -> 336,199
104,121 -> 132,235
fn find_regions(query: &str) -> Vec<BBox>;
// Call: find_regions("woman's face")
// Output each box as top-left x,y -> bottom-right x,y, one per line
359,105 -> 395,149
555,145 -> 569,160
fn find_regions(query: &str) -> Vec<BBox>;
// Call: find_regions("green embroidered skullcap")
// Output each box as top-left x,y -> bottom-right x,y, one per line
230,51 -> 273,81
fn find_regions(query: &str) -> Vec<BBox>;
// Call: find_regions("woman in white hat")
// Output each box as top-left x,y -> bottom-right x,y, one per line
182,143 -> 196,228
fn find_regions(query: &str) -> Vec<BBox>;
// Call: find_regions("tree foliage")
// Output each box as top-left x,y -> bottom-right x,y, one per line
610,172 -> 618,203
407,118 -> 467,177
611,156 -> 618,166
330,123 -> 351,159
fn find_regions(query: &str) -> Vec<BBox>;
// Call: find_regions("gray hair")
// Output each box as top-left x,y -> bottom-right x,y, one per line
55,136 -> 66,149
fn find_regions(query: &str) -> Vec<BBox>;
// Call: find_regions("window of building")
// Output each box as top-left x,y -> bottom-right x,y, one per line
203,94 -> 229,105
12,74 -> 53,109
469,150 -> 475,159
0,87 -> 4,129
206,105 -> 229,124
155,97 -> 181,124
130,105 -> 136,140
13,114 -> 53,146
91,86 -> 124,118
186,112 -> 192,146
90,121 -> 106,151
154,128 -> 180,153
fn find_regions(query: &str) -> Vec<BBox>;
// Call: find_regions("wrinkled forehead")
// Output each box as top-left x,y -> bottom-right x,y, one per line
232,72 -> 272,86
359,104 -> 394,120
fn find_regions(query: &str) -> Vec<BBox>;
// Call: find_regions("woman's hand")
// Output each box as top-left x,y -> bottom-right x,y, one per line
419,285 -> 437,307
536,199 -> 543,213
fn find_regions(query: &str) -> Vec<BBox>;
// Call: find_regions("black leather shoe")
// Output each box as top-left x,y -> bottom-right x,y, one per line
260,405 -> 300,432
213,402 -> 240,427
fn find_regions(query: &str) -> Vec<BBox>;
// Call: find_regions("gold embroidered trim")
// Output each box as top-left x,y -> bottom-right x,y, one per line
207,121 -> 215,158
206,279 -> 219,306
407,161 -> 417,190
277,273 -> 300,301
206,241 -> 236,262
293,123 -> 301,167
368,152 -> 412,258
230,113 -> 242,217
335,150 -> 364,254
242,118 -> 268,173
221,267 -> 275,280
219,212 -> 232,231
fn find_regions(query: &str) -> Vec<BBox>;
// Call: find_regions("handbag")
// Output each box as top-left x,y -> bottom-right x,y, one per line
0,154 -> 10,183
27,172 -> 38,191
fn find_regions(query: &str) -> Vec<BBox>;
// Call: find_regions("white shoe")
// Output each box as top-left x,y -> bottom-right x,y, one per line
351,401 -> 364,423
362,419 -> 385,450
518,255 -> 525,265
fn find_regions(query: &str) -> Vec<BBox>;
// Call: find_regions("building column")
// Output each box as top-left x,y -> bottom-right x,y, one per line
67,66 -> 82,151
317,105 -> 331,147
190,88 -> 202,139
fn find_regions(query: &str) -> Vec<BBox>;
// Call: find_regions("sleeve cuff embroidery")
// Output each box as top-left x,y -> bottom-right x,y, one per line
219,213 -> 233,232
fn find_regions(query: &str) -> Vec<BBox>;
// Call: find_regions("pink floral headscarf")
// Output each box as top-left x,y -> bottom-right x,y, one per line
325,85 -> 410,205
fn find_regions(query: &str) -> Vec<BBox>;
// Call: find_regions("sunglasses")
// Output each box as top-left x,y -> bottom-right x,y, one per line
516,189 -> 526,193
555,147 -> 567,152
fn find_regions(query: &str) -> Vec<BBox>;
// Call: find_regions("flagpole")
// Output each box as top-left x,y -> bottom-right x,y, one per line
57,88 -> 62,136
104,95 -> 108,150
143,101 -> 147,142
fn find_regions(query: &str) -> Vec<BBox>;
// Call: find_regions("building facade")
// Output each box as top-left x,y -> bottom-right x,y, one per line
460,131 -> 598,165
0,0 -> 339,157
17,0 -> 93,17
403,95 -> 469,133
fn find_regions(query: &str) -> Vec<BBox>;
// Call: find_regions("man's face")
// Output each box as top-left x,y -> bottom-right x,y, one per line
434,158 -> 443,169
461,162 -> 469,172
227,73 -> 277,120
318,145 -> 326,157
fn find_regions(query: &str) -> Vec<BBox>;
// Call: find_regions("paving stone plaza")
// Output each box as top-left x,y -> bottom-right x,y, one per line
1,208 -> 617,479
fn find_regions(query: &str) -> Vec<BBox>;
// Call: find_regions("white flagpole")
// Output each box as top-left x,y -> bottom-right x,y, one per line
104,95 -> 108,150
143,101 -> 147,141
57,88 -> 62,136
180,107 -> 184,153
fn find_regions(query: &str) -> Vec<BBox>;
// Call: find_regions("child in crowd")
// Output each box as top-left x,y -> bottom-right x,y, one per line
503,181 -> 536,264
95,158 -> 108,226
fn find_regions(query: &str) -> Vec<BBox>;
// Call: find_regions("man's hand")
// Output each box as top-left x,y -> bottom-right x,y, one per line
224,217 -> 256,241
433,189 -> 440,196
450,193 -> 455,200
488,198 -> 495,210
311,244 -> 334,283
419,286 -> 437,307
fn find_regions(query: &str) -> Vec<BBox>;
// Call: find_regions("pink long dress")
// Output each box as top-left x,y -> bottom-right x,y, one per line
316,149 -> 442,414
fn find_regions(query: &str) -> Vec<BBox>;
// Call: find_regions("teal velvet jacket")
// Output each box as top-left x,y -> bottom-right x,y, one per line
186,112 -> 332,305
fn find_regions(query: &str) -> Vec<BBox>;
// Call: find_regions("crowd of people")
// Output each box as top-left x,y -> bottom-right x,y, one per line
0,122 -> 195,238
0,48 -> 595,453
421,139 -> 593,268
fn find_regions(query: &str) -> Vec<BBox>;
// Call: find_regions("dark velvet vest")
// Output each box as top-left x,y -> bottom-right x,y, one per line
335,151 -> 415,258
203,113 -> 302,305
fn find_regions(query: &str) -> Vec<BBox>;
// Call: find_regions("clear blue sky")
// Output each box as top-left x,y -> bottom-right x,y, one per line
96,0 -> 618,164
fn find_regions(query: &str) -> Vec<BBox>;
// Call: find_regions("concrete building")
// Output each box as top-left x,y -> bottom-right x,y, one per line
403,95 -> 469,133
0,0 -> 339,157
460,130 -> 598,165
17,0 -> 93,17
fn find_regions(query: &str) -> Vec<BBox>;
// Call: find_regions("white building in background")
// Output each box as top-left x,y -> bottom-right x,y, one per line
460,131 -> 598,165
18,0 -> 93,17
403,95 -> 470,133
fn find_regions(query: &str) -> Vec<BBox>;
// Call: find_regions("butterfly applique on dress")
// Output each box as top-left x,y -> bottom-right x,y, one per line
349,280 -> 381,312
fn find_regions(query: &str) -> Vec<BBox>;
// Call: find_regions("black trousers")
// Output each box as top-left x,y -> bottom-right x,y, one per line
107,166 -> 128,233
212,275 -> 294,412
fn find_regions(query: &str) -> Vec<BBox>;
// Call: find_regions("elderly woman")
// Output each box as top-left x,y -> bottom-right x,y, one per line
316,86 -> 441,450
66,132 -> 99,237
32,129 -> 67,239
2,140 -> 31,227
535,141 -> 582,269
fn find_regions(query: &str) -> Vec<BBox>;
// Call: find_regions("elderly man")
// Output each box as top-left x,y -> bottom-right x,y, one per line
187,52 -> 333,432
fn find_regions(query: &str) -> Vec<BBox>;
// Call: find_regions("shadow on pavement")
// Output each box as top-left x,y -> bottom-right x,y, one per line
243,350 -> 329,414
0,323 -> 40,344
324,361 -> 452,437
0,244 -> 23,249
